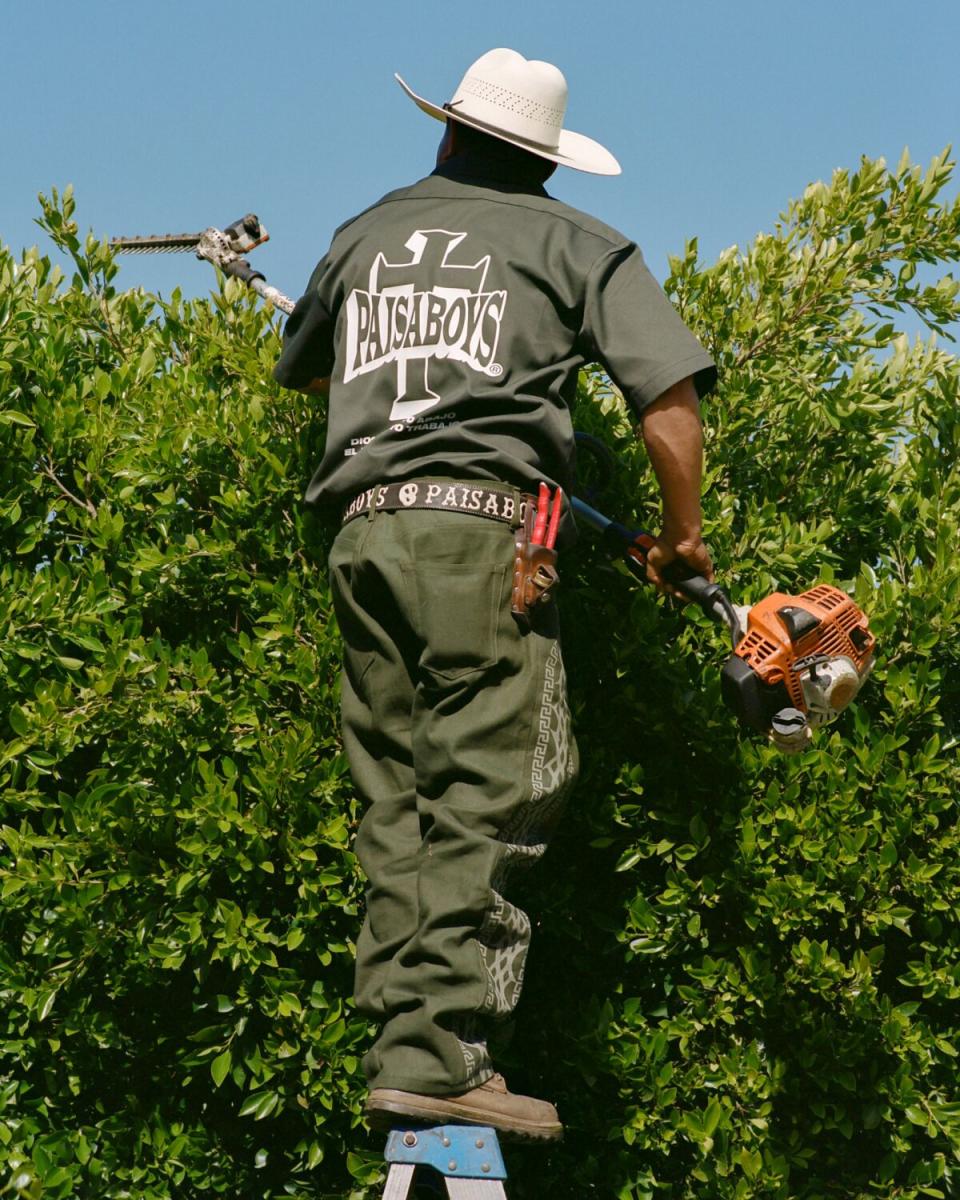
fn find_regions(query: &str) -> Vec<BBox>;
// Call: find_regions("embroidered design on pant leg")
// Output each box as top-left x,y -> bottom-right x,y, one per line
477,891 -> 531,1017
457,644 -> 577,1055
530,641 -> 576,809
450,1015 -> 492,1085
493,642 -> 576,888
477,642 -> 576,1021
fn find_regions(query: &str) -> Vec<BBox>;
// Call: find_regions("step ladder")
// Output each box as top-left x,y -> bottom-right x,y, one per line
382,1125 -> 509,1198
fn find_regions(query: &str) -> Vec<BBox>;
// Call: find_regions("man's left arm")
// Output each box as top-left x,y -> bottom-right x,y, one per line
294,377 -> 331,397
273,257 -> 335,393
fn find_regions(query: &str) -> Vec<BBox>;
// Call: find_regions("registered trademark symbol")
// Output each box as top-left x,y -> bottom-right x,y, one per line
487,363 -> 503,377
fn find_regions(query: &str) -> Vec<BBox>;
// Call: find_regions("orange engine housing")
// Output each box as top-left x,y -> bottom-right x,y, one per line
733,584 -> 875,712
720,580 -> 878,729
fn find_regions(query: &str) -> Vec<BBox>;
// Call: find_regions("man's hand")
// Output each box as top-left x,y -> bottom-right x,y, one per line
645,533 -> 714,599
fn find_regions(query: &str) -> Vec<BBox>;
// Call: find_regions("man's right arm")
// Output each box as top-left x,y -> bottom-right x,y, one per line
639,375 -> 714,597
577,242 -> 716,594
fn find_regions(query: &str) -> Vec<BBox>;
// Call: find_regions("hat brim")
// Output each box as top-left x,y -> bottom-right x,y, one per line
395,73 -> 621,177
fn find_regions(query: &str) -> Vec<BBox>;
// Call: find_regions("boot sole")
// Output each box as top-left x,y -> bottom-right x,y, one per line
365,1090 -> 564,1143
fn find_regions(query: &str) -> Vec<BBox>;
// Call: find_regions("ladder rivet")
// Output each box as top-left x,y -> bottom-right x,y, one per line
402,1132 -> 417,1147
475,1138 -> 485,1149
482,1163 -> 491,1173
448,1160 -> 457,1172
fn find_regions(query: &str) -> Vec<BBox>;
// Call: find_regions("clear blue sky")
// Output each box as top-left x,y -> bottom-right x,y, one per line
3,0 -> 958,312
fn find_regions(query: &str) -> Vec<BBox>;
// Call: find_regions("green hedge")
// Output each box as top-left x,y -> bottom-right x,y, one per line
0,154 -> 958,1198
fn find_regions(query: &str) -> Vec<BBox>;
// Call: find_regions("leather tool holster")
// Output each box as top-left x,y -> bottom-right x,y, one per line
511,503 -> 559,624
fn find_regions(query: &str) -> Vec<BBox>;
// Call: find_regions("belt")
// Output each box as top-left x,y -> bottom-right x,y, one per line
341,480 -> 533,527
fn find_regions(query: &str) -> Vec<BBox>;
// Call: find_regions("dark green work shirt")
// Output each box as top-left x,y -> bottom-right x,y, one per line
274,157 -> 716,506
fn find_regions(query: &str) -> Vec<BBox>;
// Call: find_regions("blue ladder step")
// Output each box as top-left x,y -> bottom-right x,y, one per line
382,1125 -> 509,1199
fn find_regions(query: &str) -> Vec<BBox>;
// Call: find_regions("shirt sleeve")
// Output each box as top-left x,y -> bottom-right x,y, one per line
272,257 -> 336,390
579,242 -> 717,417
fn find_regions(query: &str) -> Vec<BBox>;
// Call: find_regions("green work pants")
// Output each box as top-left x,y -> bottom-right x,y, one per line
328,499 -> 578,1095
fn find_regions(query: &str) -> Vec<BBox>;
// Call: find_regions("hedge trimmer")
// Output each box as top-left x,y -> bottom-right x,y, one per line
111,214 -> 877,752
111,212 -> 296,315
570,488 -> 875,753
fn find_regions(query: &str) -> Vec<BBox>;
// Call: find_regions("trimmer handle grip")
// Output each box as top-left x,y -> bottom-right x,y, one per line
222,257 -> 265,284
569,494 -> 740,641
620,534 -> 656,583
662,561 -> 732,626
661,556 -> 703,587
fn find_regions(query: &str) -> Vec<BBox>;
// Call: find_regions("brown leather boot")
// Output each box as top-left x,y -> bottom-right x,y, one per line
365,1073 -> 563,1142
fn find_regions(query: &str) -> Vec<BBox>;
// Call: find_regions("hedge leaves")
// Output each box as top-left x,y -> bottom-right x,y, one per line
1,154 -> 959,1198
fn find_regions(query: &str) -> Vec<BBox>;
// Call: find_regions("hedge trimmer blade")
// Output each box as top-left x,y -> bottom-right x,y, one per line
109,212 -> 295,314
111,214 -> 269,258
111,231 -> 203,254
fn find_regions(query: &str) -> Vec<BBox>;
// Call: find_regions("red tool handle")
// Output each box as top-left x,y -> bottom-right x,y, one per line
545,488 -> 563,550
532,482 -> 550,544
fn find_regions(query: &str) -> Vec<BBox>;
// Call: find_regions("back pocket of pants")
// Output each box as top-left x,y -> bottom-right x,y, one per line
405,562 -> 507,681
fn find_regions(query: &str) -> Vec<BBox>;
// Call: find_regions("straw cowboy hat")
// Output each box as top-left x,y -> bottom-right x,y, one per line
395,47 -> 621,177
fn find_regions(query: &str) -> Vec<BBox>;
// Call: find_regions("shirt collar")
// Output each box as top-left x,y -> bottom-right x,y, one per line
432,154 -> 550,196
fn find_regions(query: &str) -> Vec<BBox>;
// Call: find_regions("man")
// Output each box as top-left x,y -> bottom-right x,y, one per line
274,48 -> 715,1142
